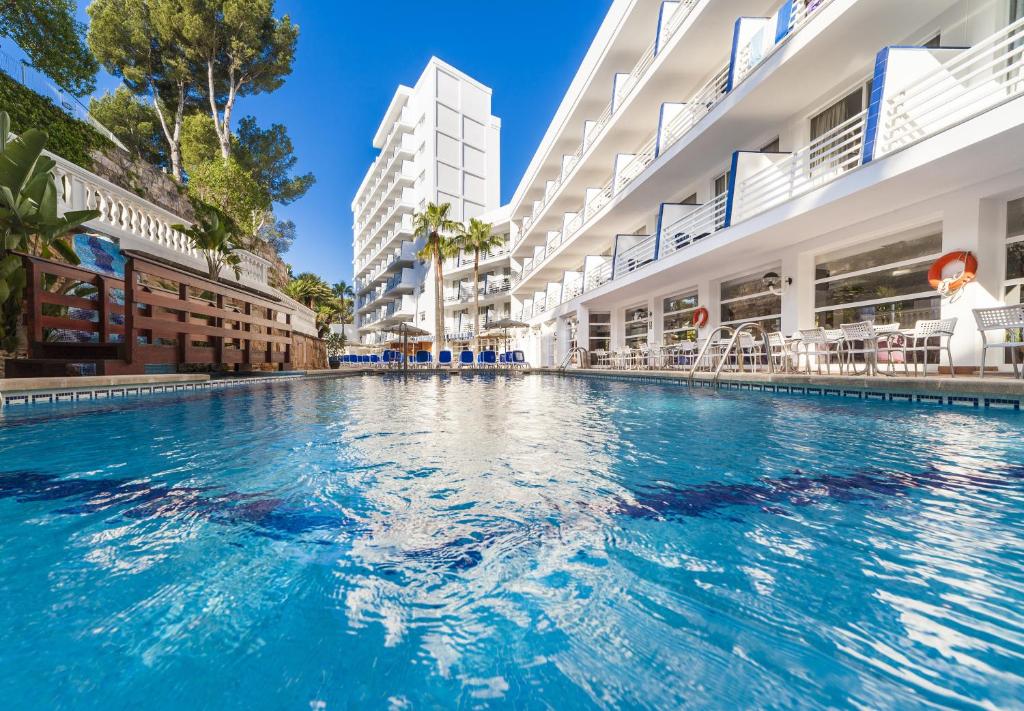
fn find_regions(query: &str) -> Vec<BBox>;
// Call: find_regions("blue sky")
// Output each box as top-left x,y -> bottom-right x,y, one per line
59,1 -> 612,283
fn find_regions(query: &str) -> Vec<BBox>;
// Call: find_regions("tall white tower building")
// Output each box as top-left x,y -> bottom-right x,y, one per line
352,58 -> 501,348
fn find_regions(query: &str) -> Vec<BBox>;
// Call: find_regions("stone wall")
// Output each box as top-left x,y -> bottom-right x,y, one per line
292,332 -> 327,371
89,148 -> 196,221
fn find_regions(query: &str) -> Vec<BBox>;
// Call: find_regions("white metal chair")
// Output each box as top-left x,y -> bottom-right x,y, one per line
973,306 -> 1024,378
892,318 -> 958,377
797,328 -> 842,374
839,321 -> 899,376
767,332 -> 795,372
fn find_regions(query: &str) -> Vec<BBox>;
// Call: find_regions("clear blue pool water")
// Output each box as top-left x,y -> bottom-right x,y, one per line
1,374 -> 1023,709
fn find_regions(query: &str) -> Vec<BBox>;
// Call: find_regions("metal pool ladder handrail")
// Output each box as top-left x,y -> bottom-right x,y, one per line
558,347 -> 590,371
687,326 -> 734,385
712,322 -> 776,384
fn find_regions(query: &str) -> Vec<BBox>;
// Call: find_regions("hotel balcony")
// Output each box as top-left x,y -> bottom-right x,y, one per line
354,132 -> 418,215
355,209 -> 415,266
511,0 -> 958,298
521,14 -> 1024,321
509,0 -> 777,256
356,239 -> 420,295
358,294 -> 418,332
444,277 -> 512,306
353,103 -> 418,208
442,244 -> 510,276
444,311 -> 512,342
354,160 -> 418,234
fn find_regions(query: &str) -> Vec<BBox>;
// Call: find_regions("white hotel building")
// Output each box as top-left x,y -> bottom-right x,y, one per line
498,0 -> 1024,371
352,58 -> 503,346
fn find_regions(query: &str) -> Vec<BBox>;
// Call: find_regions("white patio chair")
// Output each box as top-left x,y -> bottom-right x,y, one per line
797,328 -> 842,374
839,321 -> 898,376
767,331 -> 794,372
973,306 -> 1024,378
893,318 -> 958,377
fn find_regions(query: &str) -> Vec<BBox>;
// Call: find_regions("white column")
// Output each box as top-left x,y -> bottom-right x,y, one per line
941,196 -> 1005,371
781,249 -> 814,336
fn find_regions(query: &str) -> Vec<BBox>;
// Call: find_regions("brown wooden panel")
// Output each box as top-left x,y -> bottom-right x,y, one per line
133,314 -> 292,345
133,290 -> 286,331
134,344 -> 178,364
39,315 -> 101,332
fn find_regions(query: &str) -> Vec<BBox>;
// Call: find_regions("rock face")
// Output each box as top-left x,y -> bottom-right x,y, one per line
89,148 -> 196,222
291,333 -> 327,370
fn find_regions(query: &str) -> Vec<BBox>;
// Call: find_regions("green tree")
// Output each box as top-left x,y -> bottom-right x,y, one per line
284,272 -> 346,337
324,331 -> 346,357
180,112 -> 220,174
172,208 -> 240,281
413,202 -> 461,355
331,280 -> 353,301
183,0 -> 298,159
0,112 -> 99,348
284,272 -> 333,309
89,87 -> 167,166
1,0 -> 97,96
258,219 -> 295,255
456,218 -> 504,348
185,156 -> 270,248
235,117 -> 314,205
88,0 -> 195,181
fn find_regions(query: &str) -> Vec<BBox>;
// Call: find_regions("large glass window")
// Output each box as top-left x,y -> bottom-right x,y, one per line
624,305 -> 650,349
815,228 -> 942,328
720,272 -> 781,332
589,312 -> 611,353
663,292 -> 699,344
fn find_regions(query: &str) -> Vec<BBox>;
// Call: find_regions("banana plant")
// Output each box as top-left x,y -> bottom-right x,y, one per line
172,209 -> 241,282
0,110 -> 100,349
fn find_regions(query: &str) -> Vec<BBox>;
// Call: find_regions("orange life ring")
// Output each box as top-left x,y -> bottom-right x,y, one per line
928,251 -> 977,296
691,306 -> 709,328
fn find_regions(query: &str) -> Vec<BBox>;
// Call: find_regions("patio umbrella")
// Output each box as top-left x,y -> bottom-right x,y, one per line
484,318 -> 529,356
379,322 -> 431,371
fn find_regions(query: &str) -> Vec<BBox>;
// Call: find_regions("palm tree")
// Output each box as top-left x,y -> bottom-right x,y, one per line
456,218 -> 505,348
331,280 -> 354,300
413,202 -> 461,355
284,273 -> 334,309
173,209 -> 241,281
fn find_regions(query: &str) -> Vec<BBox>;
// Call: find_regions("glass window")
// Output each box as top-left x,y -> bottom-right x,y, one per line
589,312 -> 611,352
720,272 -> 781,331
624,306 -> 650,348
760,136 -> 780,152
809,85 -> 868,172
663,292 -> 698,344
815,228 -> 942,328
816,231 -> 942,280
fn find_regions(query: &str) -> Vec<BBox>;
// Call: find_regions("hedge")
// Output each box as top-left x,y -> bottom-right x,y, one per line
0,71 -> 111,168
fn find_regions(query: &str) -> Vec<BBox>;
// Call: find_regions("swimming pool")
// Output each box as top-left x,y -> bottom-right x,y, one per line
1,373 -> 1022,709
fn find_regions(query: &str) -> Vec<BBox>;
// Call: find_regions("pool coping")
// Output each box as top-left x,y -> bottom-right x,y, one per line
544,368 -> 1024,410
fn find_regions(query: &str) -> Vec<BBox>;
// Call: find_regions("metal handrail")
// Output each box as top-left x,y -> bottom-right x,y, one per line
712,322 -> 776,383
558,346 -> 589,371
687,326 -> 734,384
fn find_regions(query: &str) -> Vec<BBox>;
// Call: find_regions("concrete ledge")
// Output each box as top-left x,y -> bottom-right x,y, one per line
0,373 -> 209,393
544,368 -> 1024,410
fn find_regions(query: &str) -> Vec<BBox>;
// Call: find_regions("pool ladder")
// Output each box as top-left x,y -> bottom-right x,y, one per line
687,322 -> 775,387
558,347 -> 590,371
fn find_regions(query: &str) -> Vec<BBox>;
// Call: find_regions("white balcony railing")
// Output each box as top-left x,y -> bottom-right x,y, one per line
613,234 -> 657,278
882,17 -> 1024,157
659,192 -> 728,258
511,0 -> 704,250
735,109 -> 867,221
659,65 -> 730,151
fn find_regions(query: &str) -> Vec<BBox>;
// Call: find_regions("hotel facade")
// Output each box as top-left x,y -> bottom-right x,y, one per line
498,0 -> 1024,371
352,58 -> 504,347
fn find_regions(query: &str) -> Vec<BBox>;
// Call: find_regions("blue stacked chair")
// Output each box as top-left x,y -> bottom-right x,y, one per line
481,350 -> 497,367
459,350 -> 474,367
415,350 -> 432,368
438,350 -> 453,368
